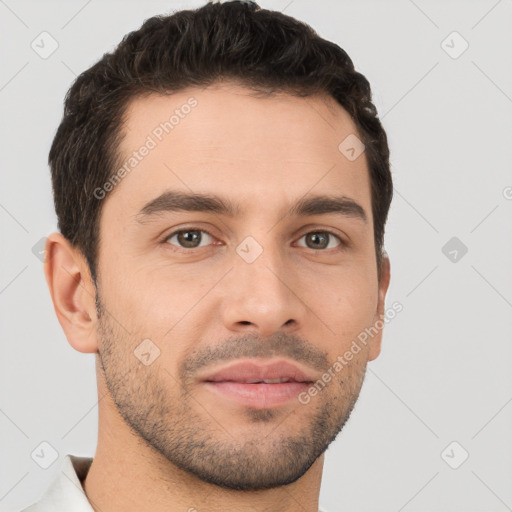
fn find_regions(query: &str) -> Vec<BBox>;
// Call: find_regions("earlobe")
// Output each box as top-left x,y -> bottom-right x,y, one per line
368,252 -> 391,361
44,233 -> 99,354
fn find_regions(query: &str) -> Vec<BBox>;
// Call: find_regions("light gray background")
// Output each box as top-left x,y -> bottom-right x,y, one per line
1,1 -> 511,511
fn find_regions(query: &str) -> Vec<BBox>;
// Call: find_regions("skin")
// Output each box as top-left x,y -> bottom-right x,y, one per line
45,81 -> 390,512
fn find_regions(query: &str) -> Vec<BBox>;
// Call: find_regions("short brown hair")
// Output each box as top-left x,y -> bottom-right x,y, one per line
49,0 -> 392,282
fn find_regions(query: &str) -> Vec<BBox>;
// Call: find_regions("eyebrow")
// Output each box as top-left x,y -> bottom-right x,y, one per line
135,190 -> 367,224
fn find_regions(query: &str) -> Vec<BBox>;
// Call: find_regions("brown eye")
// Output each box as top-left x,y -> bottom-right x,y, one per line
297,231 -> 342,250
165,229 -> 214,249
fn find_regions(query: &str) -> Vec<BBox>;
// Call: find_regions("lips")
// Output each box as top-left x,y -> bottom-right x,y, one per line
201,359 -> 316,384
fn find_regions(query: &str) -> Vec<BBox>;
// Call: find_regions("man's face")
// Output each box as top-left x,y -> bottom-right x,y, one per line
94,82 -> 387,490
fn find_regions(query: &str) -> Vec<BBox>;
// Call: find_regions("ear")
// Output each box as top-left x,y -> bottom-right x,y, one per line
368,252 -> 391,361
44,232 -> 99,353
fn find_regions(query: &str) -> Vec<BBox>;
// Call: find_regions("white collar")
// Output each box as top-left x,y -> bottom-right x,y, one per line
22,454 -> 94,512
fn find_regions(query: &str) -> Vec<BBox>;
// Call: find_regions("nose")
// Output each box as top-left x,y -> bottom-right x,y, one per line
220,242 -> 307,337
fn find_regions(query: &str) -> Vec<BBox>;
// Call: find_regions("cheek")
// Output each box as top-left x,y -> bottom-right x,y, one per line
315,270 -> 378,342
105,261 -> 215,338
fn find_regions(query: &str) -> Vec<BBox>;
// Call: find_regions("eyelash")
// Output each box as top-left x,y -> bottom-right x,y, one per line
162,227 -> 345,253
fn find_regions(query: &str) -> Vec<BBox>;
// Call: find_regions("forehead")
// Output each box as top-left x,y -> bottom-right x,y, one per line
103,82 -> 372,224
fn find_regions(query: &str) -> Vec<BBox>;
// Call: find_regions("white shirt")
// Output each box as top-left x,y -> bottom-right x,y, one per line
22,454 -> 94,512
22,453 -> 328,512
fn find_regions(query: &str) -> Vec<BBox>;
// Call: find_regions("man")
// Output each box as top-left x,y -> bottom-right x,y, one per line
23,0 -> 392,510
